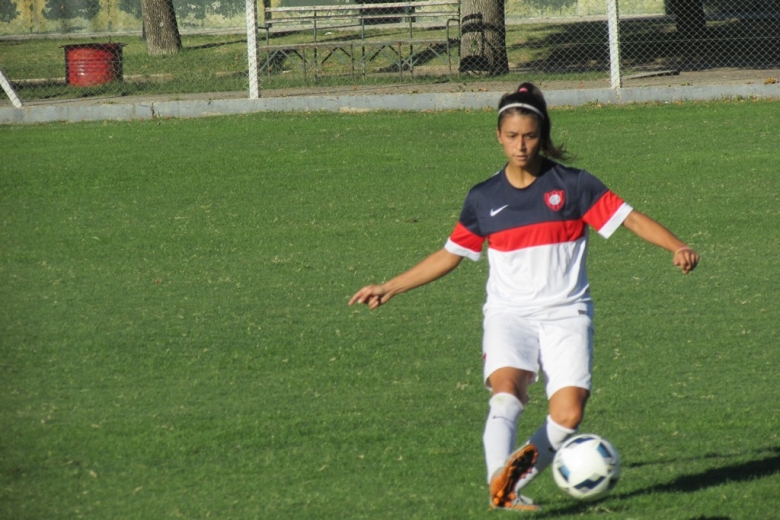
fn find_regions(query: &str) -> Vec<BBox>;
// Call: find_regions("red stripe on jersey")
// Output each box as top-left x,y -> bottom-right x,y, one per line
583,191 -> 625,231
450,222 -> 485,253
488,220 -> 586,252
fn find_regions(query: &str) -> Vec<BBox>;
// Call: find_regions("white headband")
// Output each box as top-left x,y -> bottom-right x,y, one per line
498,102 -> 545,119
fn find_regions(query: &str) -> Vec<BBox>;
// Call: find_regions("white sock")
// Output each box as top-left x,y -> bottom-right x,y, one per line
483,392 -> 524,483
515,415 -> 576,491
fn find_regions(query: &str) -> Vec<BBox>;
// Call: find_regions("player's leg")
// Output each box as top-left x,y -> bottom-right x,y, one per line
484,367 -> 533,476
481,311 -> 541,510
514,309 -> 594,494
485,367 -> 540,510
513,387 -> 589,492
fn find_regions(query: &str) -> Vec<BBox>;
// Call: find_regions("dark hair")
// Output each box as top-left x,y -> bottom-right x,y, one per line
497,82 -> 569,162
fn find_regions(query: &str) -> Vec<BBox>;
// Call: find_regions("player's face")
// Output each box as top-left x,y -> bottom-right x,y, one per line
497,114 -> 542,171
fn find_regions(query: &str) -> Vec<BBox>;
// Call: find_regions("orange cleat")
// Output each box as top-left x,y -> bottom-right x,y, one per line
489,444 -> 539,511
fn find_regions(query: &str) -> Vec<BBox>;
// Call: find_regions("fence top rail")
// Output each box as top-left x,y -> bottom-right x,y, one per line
262,38 -> 452,49
264,13 -> 456,24
265,1 -> 459,14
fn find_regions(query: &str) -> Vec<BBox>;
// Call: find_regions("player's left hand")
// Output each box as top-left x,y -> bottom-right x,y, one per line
673,247 -> 699,274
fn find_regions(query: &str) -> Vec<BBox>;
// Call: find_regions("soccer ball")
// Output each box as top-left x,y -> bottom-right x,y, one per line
552,434 -> 621,501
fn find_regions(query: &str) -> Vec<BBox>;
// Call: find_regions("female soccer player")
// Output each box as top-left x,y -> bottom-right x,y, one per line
348,83 -> 699,511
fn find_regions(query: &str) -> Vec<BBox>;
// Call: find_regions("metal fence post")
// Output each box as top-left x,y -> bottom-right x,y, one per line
606,0 -> 621,90
0,68 -> 23,108
246,0 -> 261,99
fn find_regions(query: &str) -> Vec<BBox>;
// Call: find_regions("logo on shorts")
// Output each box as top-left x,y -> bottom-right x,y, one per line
544,190 -> 565,211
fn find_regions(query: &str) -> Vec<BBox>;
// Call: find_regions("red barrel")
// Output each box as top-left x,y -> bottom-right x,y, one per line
63,43 -> 125,87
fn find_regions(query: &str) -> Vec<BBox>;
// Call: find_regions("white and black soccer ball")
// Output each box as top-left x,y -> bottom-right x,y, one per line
552,434 -> 621,501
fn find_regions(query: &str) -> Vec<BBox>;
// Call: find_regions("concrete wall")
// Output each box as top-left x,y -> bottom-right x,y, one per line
506,0 -> 664,18
0,0 -> 248,35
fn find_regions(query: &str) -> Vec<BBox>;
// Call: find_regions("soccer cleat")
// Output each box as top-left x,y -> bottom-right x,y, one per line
489,493 -> 541,512
489,444 -> 538,510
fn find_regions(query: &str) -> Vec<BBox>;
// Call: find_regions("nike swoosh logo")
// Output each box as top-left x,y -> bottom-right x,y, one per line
490,205 -> 509,217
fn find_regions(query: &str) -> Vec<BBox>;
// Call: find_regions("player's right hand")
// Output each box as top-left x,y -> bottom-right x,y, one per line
349,285 -> 390,310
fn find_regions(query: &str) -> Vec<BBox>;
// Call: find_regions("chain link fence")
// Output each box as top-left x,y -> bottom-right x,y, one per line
0,0 -> 252,103
1,0 -> 779,105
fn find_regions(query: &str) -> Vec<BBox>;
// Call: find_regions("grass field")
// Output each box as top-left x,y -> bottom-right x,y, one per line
1,100 -> 779,519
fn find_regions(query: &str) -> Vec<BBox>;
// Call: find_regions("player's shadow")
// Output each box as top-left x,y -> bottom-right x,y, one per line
621,446 -> 780,496
540,446 -> 780,518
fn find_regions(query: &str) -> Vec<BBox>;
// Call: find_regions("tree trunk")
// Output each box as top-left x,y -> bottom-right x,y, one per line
140,0 -> 182,55
459,0 -> 508,75
667,0 -> 706,40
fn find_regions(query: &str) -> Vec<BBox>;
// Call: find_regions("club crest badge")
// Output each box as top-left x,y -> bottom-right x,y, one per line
544,190 -> 565,211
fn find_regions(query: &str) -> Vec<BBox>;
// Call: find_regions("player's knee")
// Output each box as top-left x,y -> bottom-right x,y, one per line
488,367 -> 534,405
494,386 -> 528,406
549,406 -> 584,429
549,387 -> 589,429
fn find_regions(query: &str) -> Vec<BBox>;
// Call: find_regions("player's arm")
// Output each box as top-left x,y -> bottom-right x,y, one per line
349,248 -> 463,309
622,210 -> 699,274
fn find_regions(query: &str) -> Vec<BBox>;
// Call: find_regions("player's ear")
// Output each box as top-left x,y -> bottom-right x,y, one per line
496,128 -> 502,142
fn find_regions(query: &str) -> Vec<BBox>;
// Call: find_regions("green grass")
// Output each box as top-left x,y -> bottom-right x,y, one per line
1,100 -> 779,519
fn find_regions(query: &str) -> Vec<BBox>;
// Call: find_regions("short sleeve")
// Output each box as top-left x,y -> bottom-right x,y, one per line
444,193 -> 485,261
578,172 -> 633,238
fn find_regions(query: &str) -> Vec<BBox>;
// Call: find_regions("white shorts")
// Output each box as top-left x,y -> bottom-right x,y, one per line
482,304 -> 594,399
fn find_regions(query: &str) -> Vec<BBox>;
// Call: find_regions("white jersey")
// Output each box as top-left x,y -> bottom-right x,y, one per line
445,160 -> 632,315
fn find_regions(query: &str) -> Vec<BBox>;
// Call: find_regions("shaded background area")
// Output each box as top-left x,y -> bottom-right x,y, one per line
508,14 -> 780,75
1,0 -> 779,103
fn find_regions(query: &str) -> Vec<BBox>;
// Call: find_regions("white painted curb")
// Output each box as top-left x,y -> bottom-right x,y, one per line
1,83 -> 778,124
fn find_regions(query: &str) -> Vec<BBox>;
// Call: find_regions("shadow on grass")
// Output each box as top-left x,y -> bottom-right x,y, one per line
187,39 -> 246,51
507,16 -> 780,74
11,75 -> 249,102
626,446 -> 780,495
11,80 -> 141,100
539,446 -> 780,518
